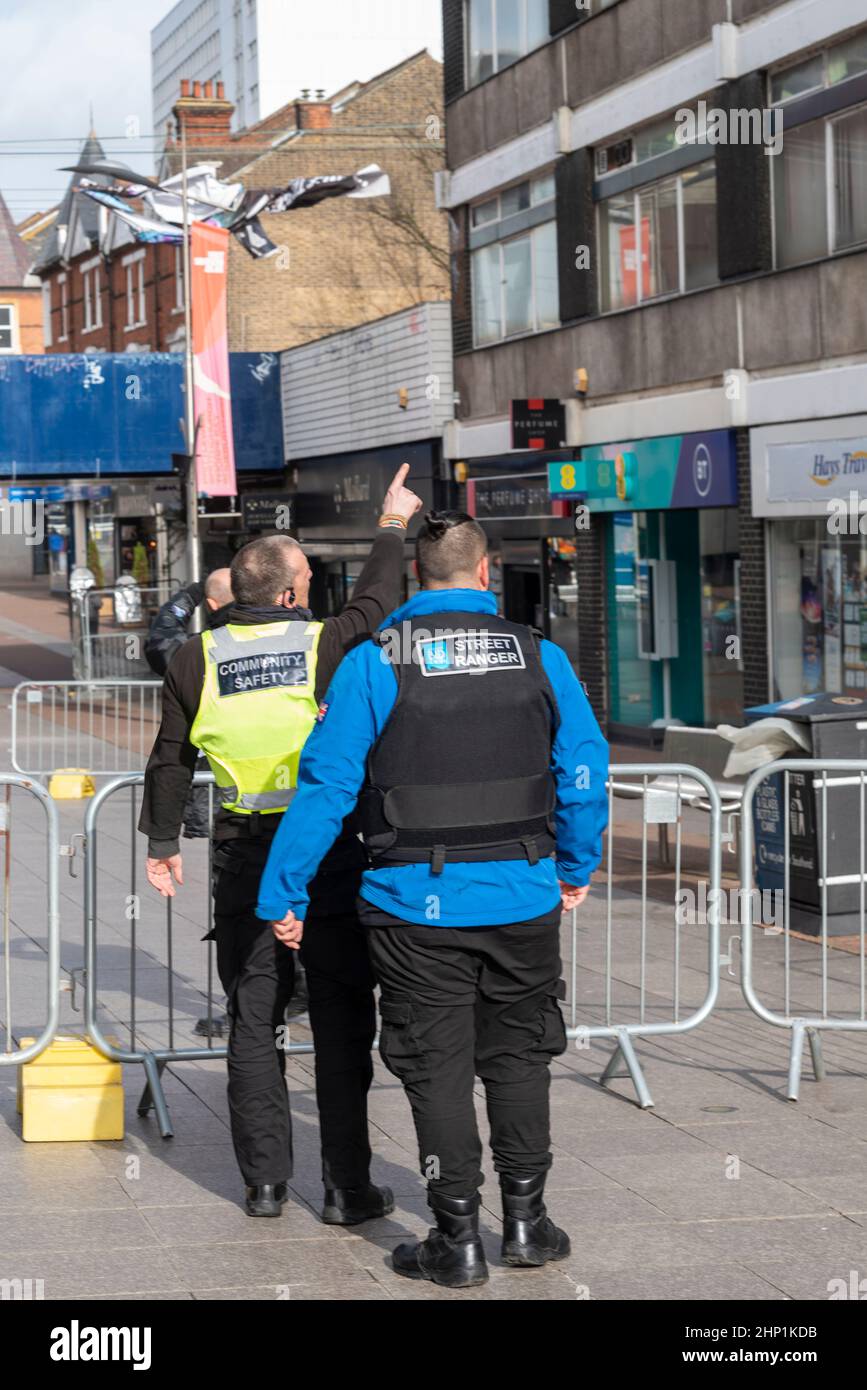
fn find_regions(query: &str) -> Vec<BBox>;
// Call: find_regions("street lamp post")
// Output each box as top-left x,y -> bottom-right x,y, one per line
179,112 -> 202,628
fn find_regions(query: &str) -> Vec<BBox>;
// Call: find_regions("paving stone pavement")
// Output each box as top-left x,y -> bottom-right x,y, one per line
1,704 -> 866,1300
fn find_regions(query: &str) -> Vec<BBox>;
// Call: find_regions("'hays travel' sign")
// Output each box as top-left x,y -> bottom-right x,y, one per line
767,436 -> 867,504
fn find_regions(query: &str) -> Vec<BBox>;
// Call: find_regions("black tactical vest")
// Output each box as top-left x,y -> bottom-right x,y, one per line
359,609 -> 560,874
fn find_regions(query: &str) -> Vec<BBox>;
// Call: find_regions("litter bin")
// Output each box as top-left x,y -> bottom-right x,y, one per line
747,693 -> 867,937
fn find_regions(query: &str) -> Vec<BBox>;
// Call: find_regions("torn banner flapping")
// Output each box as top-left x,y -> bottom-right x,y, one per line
67,161 -> 390,260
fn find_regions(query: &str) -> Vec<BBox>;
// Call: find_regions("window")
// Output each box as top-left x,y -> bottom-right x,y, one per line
82,258 -> 102,333
598,160 -> 717,311
0,305 -> 16,352
471,197 -> 499,228
123,252 -> 146,329
472,174 -> 553,226
771,28 -> 867,105
473,221 -> 558,344
42,281 -> 52,348
774,105 -> 867,267
633,113 -> 683,164
596,106 -> 702,178
466,0 -> 548,87
770,53 -> 825,105
532,172 -> 555,204
470,175 -> 559,344
173,246 -> 184,311
835,106 -> 867,250
58,274 -> 69,341
770,519 -> 867,701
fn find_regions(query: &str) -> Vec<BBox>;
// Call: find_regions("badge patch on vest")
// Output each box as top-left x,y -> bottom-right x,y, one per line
416,631 -> 526,676
216,650 -> 309,695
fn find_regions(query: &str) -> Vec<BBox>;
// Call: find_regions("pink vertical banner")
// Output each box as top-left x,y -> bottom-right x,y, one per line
191,222 -> 237,497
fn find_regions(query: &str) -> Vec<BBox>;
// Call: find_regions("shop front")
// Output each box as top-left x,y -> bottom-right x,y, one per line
0,350 -> 285,591
751,417 -> 867,702
465,453 -> 579,667
566,429 -> 742,732
6,482 -> 114,593
293,439 -> 443,616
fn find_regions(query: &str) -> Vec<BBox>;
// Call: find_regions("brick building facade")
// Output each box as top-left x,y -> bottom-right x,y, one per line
0,192 -> 42,355
37,50 -> 449,357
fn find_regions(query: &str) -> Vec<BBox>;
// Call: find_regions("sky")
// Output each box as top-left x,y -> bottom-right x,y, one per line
0,0 -> 444,224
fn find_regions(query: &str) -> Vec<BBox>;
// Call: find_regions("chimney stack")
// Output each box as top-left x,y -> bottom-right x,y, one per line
293,98 -> 332,130
172,77 -> 235,149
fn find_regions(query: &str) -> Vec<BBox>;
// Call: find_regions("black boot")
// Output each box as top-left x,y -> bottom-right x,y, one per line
500,1174 -> 570,1266
321,1183 -> 395,1226
392,1192 -> 489,1288
245,1182 -> 289,1217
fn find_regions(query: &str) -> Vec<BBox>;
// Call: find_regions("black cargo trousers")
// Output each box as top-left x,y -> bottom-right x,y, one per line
212,838 -> 376,1189
363,903 -> 567,1198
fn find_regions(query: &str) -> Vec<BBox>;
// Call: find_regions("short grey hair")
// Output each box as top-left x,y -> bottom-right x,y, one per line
230,536 -> 303,606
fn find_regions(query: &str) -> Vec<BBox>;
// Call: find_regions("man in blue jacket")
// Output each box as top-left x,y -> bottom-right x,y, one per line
257,511 -> 608,1288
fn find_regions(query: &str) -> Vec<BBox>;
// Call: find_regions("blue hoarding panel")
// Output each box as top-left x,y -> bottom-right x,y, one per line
0,352 -> 282,478
229,352 -> 282,474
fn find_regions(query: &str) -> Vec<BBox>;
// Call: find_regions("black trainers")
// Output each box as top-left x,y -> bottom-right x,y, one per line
392,1192 -> 489,1289
321,1183 -> 395,1225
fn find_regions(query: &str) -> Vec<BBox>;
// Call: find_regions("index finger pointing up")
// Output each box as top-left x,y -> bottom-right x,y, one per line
388,462 -> 410,491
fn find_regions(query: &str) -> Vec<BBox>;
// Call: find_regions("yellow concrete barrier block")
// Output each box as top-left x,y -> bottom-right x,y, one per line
18,1035 -> 124,1142
48,769 -> 96,800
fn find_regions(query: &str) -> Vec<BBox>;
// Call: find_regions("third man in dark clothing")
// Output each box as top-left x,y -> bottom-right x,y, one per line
141,466 -> 422,1220
144,569 -> 234,680
145,569 -> 234,842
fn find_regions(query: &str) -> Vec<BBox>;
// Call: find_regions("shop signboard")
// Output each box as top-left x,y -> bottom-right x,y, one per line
511,400 -> 566,451
468,473 -> 557,521
766,435 -> 867,507
8,484 -> 112,503
242,494 -> 291,531
294,440 -> 437,541
549,431 -> 737,512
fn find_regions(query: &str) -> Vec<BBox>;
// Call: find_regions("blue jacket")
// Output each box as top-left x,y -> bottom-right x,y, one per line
256,589 -> 608,928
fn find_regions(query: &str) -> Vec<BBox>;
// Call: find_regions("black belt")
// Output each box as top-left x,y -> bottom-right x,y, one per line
370,833 -> 556,876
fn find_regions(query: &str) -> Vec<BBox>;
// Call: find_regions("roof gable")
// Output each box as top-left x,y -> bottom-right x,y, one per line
0,191 -> 33,287
33,131 -> 108,273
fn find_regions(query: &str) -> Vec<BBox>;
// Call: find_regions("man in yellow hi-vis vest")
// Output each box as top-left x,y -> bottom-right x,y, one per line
141,465 -> 421,1218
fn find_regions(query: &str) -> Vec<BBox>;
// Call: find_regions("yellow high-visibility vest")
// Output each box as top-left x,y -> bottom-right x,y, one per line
190,620 -> 324,814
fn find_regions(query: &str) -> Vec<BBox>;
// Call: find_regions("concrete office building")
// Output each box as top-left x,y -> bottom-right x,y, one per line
151,0 -> 443,142
439,0 -> 867,739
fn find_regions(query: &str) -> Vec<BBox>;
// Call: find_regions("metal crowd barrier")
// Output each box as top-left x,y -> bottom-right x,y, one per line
84,764 -> 722,1130
740,759 -> 867,1102
0,776 -> 62,1067
71,585 -> 168,681
80,760 -> 867,1138
11,680 -> 162,779
83,772 -> 317,1140
562,764 -> 723,1108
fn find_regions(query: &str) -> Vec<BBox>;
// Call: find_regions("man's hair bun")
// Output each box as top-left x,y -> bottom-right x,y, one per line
423,511 -> 449,541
